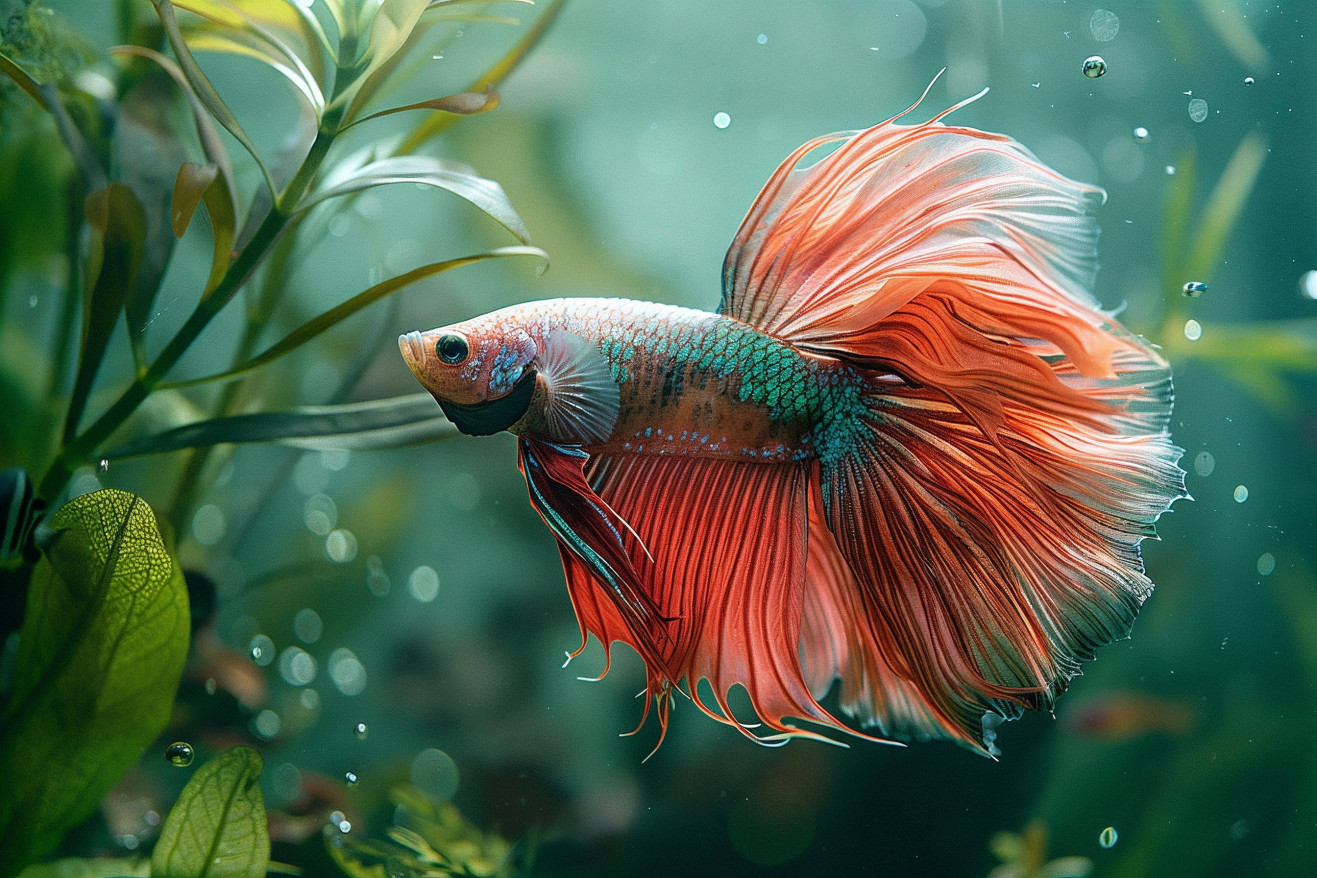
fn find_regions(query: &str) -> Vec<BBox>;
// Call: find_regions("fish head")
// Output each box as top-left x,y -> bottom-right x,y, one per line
399,316 -> 538,436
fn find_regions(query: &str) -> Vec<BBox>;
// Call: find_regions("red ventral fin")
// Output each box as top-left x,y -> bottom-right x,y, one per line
518,439 -> 666,666
570,453 -> 866,747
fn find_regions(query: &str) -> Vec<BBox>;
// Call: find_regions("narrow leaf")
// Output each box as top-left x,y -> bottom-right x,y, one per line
15,858 -> 150,878
172,161 -> 219,236
184,27 -> 324,115
399,0 -> 564,152
151,747 -> 269,878
351,88 -> 499,126
0,48 -> 46,106
166,246 -> 545,387
66,185 -> 147,440
150,0 -> 276,196
106,393 -> 455,458
333,0 -> 430,122
169,161 -> 236,296
0,491 -> 189,878
1,51 -> 107,190
1183,131 -> 1267,286
302,155 -> 531,242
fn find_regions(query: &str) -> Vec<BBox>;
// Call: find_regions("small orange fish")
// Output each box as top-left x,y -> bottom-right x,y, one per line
401,80 -> 1186,754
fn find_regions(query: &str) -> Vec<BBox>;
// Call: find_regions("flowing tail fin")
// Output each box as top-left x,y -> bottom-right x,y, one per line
723,85 -> 1186,751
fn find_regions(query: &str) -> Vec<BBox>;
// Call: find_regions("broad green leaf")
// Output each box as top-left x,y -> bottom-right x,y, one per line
0,490 -> 189,878
350,88 -> 498,126
106,393 -> 456,458
398,0 -> 564,152
151,747 -> 269,878
150,0 -> 276,196
65,185 -> 146,440
16,858 -> 150,878
303,155 -> 531,242
164,246 -> 546,387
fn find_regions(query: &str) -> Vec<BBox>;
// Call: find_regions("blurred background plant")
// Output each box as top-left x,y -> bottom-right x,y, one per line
2,1 -> 1315,877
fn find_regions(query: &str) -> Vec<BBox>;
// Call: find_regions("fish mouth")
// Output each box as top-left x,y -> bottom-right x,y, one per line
399,331 -> 425,370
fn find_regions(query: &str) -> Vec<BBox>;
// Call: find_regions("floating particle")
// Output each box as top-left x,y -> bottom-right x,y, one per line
1188,98 -> 1209,122
1299,270 -> 1317,300
1193,451 -> 1215,477
1099,826 -> 1119,848
1165,165 -> 1176,175
1183,319 -> 1202,341
1082,56 -> 1107,78
1244,76 -> 1255,85
1182,281 -> 1208,297
354,721 -> 369,740
345,771 -> 359,786
713,111 -> 731,129
1233,485 -> 1249,503
1257,553 -> 1276,576
1133,126 -> 1150,142
165,742 -> 195,767
249,634 -> 275,666
1089,9 -> 1120,42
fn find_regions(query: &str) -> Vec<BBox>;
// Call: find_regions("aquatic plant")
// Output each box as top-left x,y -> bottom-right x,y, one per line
0,0 -> 556,874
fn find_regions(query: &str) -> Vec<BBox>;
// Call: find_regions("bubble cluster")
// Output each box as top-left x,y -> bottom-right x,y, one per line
1082,56 -> 1107,78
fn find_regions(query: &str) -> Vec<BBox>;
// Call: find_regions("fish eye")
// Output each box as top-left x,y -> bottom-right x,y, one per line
435,333 -> 469,365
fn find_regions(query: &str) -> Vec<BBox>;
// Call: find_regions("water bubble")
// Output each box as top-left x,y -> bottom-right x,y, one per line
278,646 -> 318,686
249,634 -> 275,666
354,721 -> 369,741
713,111 -> 731,129
410,748 -> 460,803
1183,319 -> 1202,341
345,771 -> 359,786
756,33 -> 767,45
338,819 -> 351,833
120,834 -> 140,851
329,648 -> 368,696
1299,270 -> 1317,300
1244,76 -> 1255,86
1166,165 -> 1176,175
1193,451 -> 1216,477
408,565 -> 440,602
366,555 -> 391,597
304,493 -> 338,536
299,688 -> 320,710
326,529 -> 359,564
1133,126 -> 1150,142
1082,56 -> 1107,78
1089,9 -> 1120,42
1099,826 -> 1118,848
1233,485 -> 1249,503
204,677 -> 218,695
1257,553 -> 1276,576
191,504 -> 226,546
165,741 -> 195,766
28,294 -> 38,308
293,608 -> 323,644
1182,281 -> 1208,297
252,709 -> 282,739
1188,98 -> 1209,122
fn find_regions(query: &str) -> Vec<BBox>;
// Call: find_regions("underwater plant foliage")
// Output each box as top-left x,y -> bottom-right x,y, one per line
1,1 -> 1315,877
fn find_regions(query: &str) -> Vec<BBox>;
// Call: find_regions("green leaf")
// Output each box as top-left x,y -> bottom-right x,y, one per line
16,858 -> 150,878
106,393 -> 456,458
0,48 -> 46,106
164,246 -> 546,387
0,490 -> 190,878
171,161 -> 236,296
332,0 -> 431,123
350,88 -> 499,126
183,27 -> 324,116
0,50 -> 107,190
1182,131 -> 1267,287
302,155 -> 531,243
151,746 -> 269,878
150,0 -> 276,196
172,160 -> 219,237
65,185 -> 147,441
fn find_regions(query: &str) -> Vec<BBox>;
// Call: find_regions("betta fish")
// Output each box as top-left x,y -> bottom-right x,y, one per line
400,81 -> 1186,755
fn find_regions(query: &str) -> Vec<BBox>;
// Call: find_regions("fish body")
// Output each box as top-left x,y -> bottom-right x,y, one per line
401,83 -> 1186,754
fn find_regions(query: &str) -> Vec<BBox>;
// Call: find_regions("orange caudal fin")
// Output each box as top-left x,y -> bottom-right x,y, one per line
725,83 -> 1186,751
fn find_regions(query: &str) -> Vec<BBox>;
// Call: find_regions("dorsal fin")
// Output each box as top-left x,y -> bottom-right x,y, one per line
537,329 -> 621,445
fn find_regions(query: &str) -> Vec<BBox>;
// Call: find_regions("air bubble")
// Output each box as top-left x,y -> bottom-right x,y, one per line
1193,451 -> 1215,477
345,771 -> 359,786
1082,56 -> 1107,78
326,529 -> 358,563
278,646 -> 318,686
713,111 -> 731,129
252,709 -> 282,739
329,649 -> 367,696
191,504 -> 226,546
408,565 -> 440,602
293,608 -> 323,644
1188,98 -> 1209,122
1257,553 -> 1276,576
98,459 -> 109,474
354,721 -> 369,740
756,33 -> 767,45
1183,319 -> 1202,341
410,748 -> 460,803
1299,270 -> 1317,300
1099,826 -> 1118,848
1133,126 -> 1150,142
1244,76 -> 1255,86
1233,485 -> 1249,503
1089,10 -> 1119,42
1182,281 -> 1208,297
249,634 -> 275,666
166,741 -> 195,766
